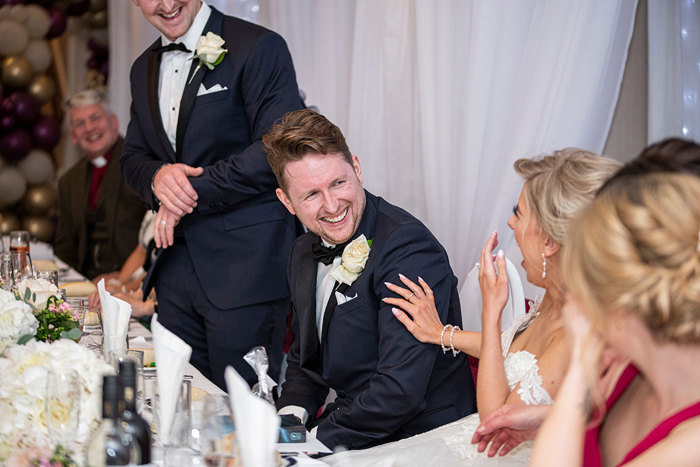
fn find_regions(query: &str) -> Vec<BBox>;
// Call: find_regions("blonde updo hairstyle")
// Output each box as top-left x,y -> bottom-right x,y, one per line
513,149 -> 621,245
565,173 -> 700,344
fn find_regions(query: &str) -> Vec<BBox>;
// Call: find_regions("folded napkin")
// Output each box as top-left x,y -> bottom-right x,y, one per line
225,366 -> 280,467
97,279 -> 131,353
152,313 -> 192,445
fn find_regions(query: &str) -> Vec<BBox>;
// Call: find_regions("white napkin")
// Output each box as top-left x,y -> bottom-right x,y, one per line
151,313 -> 192,445
225,365 -> 280,467
97,278 -> 132,352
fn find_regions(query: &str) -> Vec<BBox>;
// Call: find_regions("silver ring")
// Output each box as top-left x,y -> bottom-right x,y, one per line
475,262 -> 480,269
407,293 -> 415,300
160,220 -> 167,225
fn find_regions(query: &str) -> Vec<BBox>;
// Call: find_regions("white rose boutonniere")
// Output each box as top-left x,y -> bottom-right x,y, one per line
330,235 -> 372,286
192,32 -> 227,70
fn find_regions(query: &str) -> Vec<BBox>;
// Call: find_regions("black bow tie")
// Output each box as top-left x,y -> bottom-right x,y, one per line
152,42 -> 190,54
312,241 -> 348,266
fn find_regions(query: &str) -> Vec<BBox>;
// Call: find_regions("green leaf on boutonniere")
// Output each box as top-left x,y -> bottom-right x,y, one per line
213,52 -> 226,67
367,239 -> 373,247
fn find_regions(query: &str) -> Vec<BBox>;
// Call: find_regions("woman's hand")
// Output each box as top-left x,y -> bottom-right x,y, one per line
471,404 -> 550,457
479,231 -> 510,326
384,274 -> 444,345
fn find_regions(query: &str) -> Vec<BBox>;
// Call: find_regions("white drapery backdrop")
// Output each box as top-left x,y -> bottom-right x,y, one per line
108,1 -> 638,291
648,0 -> 700,143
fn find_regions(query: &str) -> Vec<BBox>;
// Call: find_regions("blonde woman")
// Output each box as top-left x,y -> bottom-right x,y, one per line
327,150 -> 620,465
529,172 -> 700,466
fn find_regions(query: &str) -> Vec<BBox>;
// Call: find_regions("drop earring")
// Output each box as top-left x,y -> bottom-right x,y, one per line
541,253 -> 547,279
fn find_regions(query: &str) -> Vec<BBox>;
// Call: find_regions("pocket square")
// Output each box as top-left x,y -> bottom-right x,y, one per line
197,83 -> 228,96
335,291 -> 358,306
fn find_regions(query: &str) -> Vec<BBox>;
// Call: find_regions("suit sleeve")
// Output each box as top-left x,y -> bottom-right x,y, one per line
53,176 -> 80,269
316,225 -> 455,449
189,31 -> 303,215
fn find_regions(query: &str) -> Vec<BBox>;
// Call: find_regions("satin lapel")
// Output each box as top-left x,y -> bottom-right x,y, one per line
175,59 -> 205,159
147,51 -> 176,161
295,246 -> 321,370
319,191 -> 379,343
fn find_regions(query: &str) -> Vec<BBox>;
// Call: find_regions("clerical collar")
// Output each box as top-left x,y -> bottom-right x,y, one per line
159,1 -> 212,53
90,156 -> 106,168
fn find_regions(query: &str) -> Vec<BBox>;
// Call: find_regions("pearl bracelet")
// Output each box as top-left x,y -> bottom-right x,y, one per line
449,325 -> 461,357
440,324 -> 452,354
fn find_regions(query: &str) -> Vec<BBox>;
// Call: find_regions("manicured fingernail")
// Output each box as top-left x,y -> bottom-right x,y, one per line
392,308 -> 400,316
492,230 -> 497,235
497,249 -> 504,258
418,276 -> 424,283
384,282 -> 392,288
382,297 -> 389,302
399,273 -> 406,279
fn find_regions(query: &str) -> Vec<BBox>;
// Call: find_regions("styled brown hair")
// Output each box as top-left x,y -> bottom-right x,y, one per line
263,109 -> 352,191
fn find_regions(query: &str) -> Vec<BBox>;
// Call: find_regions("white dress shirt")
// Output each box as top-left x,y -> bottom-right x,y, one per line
157,2 -> 212,152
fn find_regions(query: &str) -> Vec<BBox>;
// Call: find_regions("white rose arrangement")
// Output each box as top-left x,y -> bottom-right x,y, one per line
330,235 -> 372,286
0,289 -> 38,355
0,339 -> 113,462
190,31 -> 227,77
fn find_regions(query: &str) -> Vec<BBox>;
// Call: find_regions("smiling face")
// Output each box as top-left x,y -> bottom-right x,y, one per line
69,103 -> 119,159
132,0 -> 202,41
507,186 -> 547,286
277,153 -> 366,245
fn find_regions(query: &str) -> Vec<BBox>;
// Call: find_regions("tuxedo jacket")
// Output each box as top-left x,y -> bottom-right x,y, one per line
54,138 -> 146,278
121,8 -> 303,309
277,191 -> 477,450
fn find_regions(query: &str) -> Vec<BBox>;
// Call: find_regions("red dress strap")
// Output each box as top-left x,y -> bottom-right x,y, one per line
582,364 -> 638,467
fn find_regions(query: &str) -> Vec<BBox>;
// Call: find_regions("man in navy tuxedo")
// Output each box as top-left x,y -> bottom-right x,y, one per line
265,109 -> 476,450
121,0 -> 303,388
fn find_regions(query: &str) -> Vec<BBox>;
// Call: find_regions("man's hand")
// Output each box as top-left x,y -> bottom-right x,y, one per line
152,163 -> 203,216
154,205 -> 182,249
471,404 -> 550,457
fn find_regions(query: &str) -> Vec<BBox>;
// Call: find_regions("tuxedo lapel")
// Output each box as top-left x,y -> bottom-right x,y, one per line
295,246 -> 321,371
175,59 -> 205,159
146,50 -> 176,161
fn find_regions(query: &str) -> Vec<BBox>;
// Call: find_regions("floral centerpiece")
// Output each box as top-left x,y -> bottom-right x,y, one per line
0,339 -> 113,463
14,279 -> 81,344
0,288 -> 38,354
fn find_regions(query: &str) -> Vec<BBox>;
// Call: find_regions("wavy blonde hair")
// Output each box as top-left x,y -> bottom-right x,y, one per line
514,149 -> 621,245
565,173 -> 700,343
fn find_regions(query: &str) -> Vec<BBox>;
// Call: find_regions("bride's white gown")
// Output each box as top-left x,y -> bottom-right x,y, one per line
325,299 -> 550,467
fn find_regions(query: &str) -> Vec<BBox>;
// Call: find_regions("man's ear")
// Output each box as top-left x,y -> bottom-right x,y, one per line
352,154 -> 363,185
276,188 -> 296,216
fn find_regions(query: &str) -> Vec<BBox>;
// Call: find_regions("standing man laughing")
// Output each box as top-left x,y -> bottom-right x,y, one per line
121,0 -> 303,388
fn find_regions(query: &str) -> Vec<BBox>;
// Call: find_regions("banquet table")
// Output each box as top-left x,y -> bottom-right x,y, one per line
42,241 -> 330,465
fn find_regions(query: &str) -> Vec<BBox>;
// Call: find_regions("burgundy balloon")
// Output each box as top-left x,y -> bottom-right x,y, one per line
10,92 -> 40,126
99,61 -> 108,78
1,97 -> 16,115
46,8 -> 67,39
1,114 -> 16,131
86,55 -> 99,69
32,116 -> 60,150
0,129 -> 32,161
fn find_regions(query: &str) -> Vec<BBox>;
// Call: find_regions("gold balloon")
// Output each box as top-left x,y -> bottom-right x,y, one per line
85,10 -> 107,29
2,56 -> 33,88
21,185 -> 57,215
0,212 -> 21,234
89,0 -> 107,13
22,216 -> 53,243
28,74 -> 55,104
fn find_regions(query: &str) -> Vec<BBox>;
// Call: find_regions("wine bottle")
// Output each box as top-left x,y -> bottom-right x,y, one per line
118,360 -> 152,464
85,375 -> 136,466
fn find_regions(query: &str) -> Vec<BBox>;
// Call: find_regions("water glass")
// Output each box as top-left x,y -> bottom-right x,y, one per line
81,306 -> 103,355
36,269 -> 59,287
66,298 -> 86,329
45,369 -> 81,448
10,250 -> 34,284
201,394 -> 238,467
0,252 -> 12,290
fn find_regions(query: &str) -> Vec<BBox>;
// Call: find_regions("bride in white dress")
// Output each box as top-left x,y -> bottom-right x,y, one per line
325,150 -> 621,466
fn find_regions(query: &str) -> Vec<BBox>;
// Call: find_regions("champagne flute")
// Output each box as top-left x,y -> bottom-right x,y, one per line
201,394 -> 238,467
0,252 -> 12,290
46,369 -> 81,449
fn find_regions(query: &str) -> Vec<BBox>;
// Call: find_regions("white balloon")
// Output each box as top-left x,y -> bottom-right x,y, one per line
24,39 -> 52,73
0,166 -> 27,209
24,5 -> 51,39
0,19 -> 29,56
7,5 -> 28,23
17,149 -> 55,186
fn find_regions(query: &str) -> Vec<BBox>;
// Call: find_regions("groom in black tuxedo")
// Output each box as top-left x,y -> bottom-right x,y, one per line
121,0 -> 303,388
265,109 -> 476,450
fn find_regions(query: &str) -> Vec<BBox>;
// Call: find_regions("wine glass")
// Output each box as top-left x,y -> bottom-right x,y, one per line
45,369 -> 81,449
0,252 -> 12,290
9,230 -> 30,255
201,394 -> 238,467
10,250 -> 34,285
